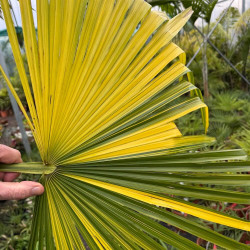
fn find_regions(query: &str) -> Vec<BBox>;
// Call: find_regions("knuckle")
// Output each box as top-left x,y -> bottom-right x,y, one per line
0,184 -> 26,200
8,186 -> 19,200
18,190 -> 28,200
9,186 -> 28,200
0,144 -> 22,163
4,188 -> 14,200
0,145 -> 8,161
13,149 -> 22,162
0,144 -> 5,151
14,149 -> 21,157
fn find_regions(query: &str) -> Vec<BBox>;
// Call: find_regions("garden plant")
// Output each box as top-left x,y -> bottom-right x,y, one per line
0,0 -> 249,249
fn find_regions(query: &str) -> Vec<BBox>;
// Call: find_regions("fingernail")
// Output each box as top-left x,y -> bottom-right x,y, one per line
31,187 -> 43,196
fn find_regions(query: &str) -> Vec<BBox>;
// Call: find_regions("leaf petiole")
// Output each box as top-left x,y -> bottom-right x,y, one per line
0,162 -> 56,175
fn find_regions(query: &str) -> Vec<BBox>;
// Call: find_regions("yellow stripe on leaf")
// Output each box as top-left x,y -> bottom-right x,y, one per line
64,174 -> 250,231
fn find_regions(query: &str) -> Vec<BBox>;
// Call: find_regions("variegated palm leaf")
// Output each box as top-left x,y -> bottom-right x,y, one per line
0,0 -> 250,249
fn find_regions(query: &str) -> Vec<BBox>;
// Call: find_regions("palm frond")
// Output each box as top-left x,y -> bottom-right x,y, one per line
0,0 -> 249,249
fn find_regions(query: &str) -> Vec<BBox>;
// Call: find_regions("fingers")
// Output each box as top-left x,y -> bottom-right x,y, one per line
0,144 -> 22,164
3,172 -> 20,182
0,145 -> 43,201
0,145 -> 22,182
0,181 -> 44,200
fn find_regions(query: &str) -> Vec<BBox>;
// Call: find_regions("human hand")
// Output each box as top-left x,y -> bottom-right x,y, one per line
0,144 -> 44,200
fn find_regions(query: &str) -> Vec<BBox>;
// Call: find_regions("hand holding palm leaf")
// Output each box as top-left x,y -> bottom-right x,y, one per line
0,0 -> 249,249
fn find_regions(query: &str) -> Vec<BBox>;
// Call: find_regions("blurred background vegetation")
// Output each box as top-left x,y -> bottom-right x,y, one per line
0,0 -> 249,249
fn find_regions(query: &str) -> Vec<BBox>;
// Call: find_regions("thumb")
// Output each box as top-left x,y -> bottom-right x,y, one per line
0,181 -> 44,200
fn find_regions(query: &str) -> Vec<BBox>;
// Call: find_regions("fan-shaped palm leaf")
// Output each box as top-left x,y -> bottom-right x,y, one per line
0,0 -> 250,249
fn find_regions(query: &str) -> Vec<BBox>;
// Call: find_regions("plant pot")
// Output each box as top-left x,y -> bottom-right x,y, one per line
0,110 -> 8,118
